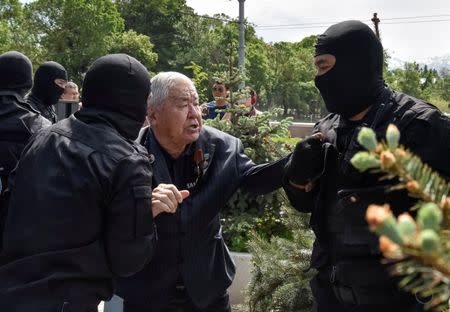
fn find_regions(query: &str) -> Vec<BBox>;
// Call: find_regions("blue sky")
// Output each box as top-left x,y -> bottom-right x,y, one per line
186,0 -> 450,63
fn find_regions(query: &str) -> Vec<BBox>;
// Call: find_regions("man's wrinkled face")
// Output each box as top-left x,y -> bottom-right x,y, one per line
61,87 -> 79,100
150,79 -> 202,149
314,54 -> 336,76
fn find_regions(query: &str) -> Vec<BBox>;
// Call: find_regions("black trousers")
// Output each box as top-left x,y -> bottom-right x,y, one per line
310,269 -> 424,312
124,287 -> 231,312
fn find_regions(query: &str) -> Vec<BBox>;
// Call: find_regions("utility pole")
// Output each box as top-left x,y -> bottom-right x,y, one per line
371,13 -> 381,40
238,0 -> 246,88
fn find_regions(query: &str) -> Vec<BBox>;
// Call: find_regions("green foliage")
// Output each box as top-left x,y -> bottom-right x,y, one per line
1,1 -> 447,118
385,62 -> 449,113
185,61 -> 209,103
357,126 -> 378,151
205,107 -> 295,252
25,0 -> 125,83
393,62 -> 424,98
0,0 -> 44,63
246,207 -> 315,312
436,75 -> 450,102
115,0 -> 191,71
266,38 -> 324,117
107,30 -> 158,71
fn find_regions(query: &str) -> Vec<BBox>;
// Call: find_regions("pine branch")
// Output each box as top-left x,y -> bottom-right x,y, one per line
351,124 -> 450,311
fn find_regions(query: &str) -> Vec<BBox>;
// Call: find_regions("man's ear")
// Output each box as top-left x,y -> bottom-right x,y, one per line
147,105 -> 157,123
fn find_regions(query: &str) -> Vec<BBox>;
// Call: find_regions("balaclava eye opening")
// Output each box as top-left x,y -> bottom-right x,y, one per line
314,20 -> 385,119
0,51 -> 33,96
32,61 -> 68,106
81,53 -> 150,129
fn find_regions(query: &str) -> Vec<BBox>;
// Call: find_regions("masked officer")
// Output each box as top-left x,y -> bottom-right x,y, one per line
0,54 -> 168,311
27,61 -> 68,123
284,21 -> 450,312
0,51 -> 51,250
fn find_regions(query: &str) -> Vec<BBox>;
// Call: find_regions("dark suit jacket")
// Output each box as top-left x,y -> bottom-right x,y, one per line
117,125 -> 288,309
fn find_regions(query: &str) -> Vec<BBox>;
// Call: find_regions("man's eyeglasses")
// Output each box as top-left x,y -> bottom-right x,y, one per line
213,87 -> 225,92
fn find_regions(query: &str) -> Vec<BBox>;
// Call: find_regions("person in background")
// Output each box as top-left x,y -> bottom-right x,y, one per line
27,61 -> 68,123
283,20 -> 450,312
0,51 -> 51,250
116,71 -> 288,312
0,54 -> 166,311
201,80 -> 230,120
238,86 -> 260,117
61,80 -> 83,112
223,86 -> 261,124
61,81 -> 80,101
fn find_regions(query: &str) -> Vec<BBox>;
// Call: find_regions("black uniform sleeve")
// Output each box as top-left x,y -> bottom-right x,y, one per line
281,124 -> 326,213
105,153 -> 156,277
402,110 -> 450,181
236,138 -> 290,195
282,169 -> 316,213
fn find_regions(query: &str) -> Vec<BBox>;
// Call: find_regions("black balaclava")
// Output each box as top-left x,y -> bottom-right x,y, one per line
32,61 -> 68,106
314,20 -> 385,119
81,53 -> 150,127
0,51 -> 33,96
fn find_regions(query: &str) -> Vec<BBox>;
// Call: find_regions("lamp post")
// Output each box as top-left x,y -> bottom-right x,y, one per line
238,0 -> 245,88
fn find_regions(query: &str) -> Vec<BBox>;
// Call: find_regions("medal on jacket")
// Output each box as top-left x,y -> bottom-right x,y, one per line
193,148 -> 209,186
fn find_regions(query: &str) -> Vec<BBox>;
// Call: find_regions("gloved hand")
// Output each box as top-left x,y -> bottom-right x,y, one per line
284,133 -> 325,186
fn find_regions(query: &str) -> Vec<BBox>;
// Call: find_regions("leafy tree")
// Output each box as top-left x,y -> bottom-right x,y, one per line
107,30 -> 158,71
184,61 -> 209,103
247,207 -> 314,312
352,125 -> 450,312
205,107 -> 295,252
388,62 -> 424,99
436,74 -> 450,102
25,0 -> 125,83
176,15 -> 241,81
266,38 -> 323,119
115,0 -> 192,71
172,15 -> 271,105
0,0 -> 18,51
245,26 -> 273,109
0,0 -> 44,63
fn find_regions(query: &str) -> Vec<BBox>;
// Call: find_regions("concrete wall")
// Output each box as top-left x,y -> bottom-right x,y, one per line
288,122 -> 314,138
270,121 -> 314,138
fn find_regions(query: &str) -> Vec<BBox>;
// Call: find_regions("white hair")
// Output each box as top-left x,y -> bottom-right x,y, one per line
148,71 -> 196,109
65,81 -> 78,90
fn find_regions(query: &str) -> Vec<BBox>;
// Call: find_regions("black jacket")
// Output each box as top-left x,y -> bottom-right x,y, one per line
0,92 -> 50,188
117,125 -> 288,309
0,112 -> 156,309
284,90 -> 450,269
26,93 -> 58,124
0,91 -> 50,250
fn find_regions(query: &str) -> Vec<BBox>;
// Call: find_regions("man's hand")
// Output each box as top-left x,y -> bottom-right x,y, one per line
151,183 -> 190,217
284,133 -> 325,186
200,103 -> 208,117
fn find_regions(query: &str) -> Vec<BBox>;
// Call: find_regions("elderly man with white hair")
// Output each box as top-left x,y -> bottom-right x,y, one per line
116,72 -> 289,312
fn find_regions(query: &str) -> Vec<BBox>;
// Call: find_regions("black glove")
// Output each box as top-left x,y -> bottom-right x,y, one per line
284,133 -> 324,185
